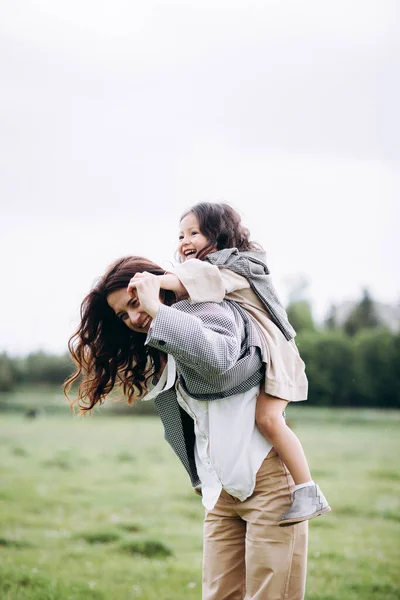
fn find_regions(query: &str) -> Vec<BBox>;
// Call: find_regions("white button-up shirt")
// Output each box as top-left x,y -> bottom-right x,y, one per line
144,356 -> 272,510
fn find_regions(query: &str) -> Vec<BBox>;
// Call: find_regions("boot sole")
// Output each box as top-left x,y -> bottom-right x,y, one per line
279,505 -> 332,527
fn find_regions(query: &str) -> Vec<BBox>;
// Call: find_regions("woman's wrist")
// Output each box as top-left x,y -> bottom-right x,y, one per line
146,301 -> 161,319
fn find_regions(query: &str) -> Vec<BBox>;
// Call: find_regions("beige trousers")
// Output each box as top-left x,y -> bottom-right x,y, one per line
202,449 -> 308,600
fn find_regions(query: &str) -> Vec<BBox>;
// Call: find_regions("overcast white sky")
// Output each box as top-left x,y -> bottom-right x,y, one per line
1,0 -> 399,355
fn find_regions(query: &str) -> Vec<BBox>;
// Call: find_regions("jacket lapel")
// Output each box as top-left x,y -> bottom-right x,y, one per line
154,388 -> 200,487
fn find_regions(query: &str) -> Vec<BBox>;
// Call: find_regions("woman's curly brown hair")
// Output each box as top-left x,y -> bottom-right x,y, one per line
64,256 -> 175,412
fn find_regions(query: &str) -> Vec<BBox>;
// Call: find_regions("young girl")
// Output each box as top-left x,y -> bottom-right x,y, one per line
139,202 -> 331,526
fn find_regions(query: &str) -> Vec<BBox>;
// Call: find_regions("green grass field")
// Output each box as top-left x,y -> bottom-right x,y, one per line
0,392 -> 399,599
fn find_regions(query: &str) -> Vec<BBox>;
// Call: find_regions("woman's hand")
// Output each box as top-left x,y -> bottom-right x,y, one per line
127,272 -> 162,318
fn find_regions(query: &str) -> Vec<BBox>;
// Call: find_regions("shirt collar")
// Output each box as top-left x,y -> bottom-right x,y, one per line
142,355 -> 176,401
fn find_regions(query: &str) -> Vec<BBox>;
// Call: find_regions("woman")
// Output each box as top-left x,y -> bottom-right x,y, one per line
65,255 -> 308,600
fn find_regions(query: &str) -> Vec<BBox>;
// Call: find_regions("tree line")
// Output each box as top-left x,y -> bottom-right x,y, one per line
1,290 -> 399,409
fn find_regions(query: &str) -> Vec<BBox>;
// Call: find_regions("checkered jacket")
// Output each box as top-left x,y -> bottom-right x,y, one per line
205,248 -> 296,340
145,299 -> 264,487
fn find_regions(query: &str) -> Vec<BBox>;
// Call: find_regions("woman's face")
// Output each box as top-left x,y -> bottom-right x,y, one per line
107,286 -> 153,333
178,212 -> 212,261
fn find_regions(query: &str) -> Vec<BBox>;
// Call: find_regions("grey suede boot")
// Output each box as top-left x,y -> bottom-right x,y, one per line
279,483 -> 331,527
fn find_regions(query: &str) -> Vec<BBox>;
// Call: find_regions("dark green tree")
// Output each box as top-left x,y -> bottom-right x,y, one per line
353,329 -> 400,408
324,304 -> 338,330
0,352 -> 14,392
343,289 -> 381,336
296,331 -> 355,406
23,351 -> 74,385
286,300 -> 316,334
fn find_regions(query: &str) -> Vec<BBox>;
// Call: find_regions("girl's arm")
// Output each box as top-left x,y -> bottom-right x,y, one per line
128,272 -> 188,300
170,259 -> 248,303
130,261 -> 247,305
158,272 -> 189,299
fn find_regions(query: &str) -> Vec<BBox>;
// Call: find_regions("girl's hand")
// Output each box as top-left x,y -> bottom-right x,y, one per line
127,272 -> 162,318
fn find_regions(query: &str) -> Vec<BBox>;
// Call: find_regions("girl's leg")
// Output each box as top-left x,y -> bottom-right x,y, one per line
255,392 -> 311,484
255,392 -> 331,526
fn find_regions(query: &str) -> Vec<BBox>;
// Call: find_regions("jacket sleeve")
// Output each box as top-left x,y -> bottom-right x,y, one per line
170,260 -> 225,303
171,260 -> 249,303
145,302 -> 243,375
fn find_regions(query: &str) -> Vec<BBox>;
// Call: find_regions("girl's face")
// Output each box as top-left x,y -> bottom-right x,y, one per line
178,212 -> 213,261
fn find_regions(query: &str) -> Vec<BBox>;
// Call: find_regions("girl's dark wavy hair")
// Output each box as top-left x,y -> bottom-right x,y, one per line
180,202 -> 263,260
64,256 -> 175,412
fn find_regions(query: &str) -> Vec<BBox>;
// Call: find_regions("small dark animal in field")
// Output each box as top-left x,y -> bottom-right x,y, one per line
25,408 -> 46,419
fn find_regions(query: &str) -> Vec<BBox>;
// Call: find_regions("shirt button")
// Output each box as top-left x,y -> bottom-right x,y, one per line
158,340 -> 165,346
